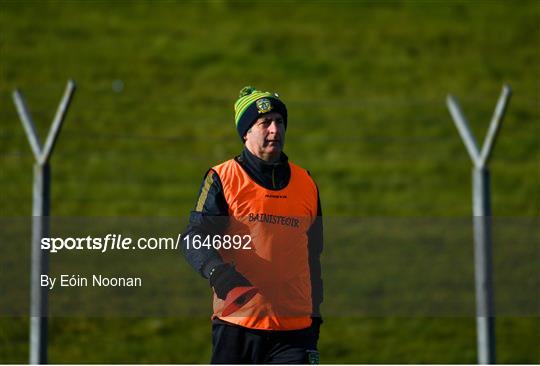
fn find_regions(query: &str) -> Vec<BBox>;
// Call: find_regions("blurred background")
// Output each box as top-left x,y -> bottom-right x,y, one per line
1,0 -> 538,363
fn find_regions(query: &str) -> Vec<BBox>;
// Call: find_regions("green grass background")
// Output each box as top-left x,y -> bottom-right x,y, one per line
1,0 -> 539,363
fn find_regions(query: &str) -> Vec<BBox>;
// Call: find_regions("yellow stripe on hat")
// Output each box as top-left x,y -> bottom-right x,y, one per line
235,92 -> 270,113
234,91 -> 274,125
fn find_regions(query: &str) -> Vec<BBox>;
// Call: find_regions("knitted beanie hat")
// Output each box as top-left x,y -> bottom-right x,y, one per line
234,86 -> 288,141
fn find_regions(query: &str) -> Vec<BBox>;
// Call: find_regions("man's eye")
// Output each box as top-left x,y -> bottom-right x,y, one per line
259,118 -> 281,126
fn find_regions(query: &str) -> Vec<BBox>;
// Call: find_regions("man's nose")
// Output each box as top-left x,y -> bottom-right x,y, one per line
267,121 -> 280,134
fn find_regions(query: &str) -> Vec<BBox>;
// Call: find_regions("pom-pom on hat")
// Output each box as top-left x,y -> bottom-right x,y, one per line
234,86 -> 288,141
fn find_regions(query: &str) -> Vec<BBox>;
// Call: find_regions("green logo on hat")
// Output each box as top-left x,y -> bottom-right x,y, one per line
256,98 -> 273,114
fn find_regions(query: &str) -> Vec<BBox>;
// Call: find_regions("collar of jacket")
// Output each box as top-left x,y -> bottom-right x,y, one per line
236,147 -> 290,190
242,146 -> 288,169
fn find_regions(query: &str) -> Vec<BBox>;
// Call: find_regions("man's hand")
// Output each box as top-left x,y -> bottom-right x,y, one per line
209,263 -> 251,300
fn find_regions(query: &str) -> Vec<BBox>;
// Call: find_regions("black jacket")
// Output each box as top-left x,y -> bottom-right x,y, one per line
181,147 -> 323,316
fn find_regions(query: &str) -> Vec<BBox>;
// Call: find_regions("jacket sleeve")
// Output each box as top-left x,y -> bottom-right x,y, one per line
181,169 -> 229,279
307,187 -> 324,317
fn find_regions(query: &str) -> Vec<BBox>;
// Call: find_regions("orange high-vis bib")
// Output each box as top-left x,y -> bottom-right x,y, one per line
211,159 -> 318,330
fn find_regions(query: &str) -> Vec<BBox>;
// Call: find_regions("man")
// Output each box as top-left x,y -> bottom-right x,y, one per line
181,86 -> 323,364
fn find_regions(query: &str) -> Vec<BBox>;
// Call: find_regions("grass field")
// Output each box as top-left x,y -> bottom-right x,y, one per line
1,0 -> 539,363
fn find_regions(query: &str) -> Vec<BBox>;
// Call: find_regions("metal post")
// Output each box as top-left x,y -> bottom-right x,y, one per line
30,164 -> 50,365
473,168 -> 495,364
12,80 -> 76,364
446,85 -> 512,364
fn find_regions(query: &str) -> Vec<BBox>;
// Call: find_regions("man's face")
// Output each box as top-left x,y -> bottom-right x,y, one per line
244,112 -> 285,162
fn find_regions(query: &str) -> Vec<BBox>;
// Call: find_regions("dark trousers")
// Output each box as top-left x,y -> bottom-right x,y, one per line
211,322 -> 319,364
